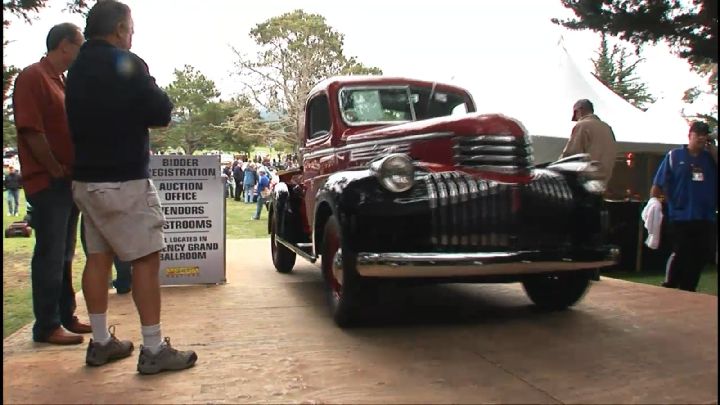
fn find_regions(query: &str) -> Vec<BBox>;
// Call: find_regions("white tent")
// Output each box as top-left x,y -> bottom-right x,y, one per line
644,97 -> 691,139
455,38 -> 690,164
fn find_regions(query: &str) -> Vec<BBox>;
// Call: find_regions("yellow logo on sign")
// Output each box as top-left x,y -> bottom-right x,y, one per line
165,266 -> 200,277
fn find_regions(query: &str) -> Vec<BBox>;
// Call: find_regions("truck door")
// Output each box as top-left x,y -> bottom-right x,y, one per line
301,93 -> 335,229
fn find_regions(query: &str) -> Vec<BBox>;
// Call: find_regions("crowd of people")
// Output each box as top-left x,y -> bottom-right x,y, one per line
220,157 -> 276,220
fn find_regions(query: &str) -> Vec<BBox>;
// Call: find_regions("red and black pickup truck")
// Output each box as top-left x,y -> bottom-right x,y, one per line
268,75 -> 618,326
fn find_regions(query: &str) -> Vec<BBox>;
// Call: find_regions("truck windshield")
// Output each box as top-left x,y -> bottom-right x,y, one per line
339,85 -> 468,125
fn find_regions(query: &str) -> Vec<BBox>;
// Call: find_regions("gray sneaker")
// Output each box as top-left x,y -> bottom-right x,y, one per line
86,326 -> 134,367
137,337 -> 197,375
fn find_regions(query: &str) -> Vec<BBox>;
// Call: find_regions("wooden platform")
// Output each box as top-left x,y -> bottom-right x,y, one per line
3,239 -> 717,404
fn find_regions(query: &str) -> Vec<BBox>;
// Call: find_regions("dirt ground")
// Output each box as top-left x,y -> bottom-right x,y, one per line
3,239 -> 718,404
2,251 -> 86,291
3,252 -> 30,291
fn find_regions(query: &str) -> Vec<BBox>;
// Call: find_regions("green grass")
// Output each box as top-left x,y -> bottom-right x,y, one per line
604,266 -> 718,296
2,191 -> 270,338
3,191 -> 92,337
3,191 -> 42,338
223,197 -> 270,239
2,288 -> 33,338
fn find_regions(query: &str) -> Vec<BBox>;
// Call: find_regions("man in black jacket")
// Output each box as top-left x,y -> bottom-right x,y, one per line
65,0 -> 197,374
233,161 -> 244,202
4,165 -> 22,216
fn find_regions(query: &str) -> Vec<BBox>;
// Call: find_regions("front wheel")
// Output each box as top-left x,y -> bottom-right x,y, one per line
270,212 -> 296,273
321,215 -> 367,327
522,271 -> 591,311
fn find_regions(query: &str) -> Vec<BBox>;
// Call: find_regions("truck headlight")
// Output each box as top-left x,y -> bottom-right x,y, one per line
370,153 -> 415,193
582,179 -> 606,194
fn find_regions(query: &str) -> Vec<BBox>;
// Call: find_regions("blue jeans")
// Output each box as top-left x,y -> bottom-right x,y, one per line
25,179 -> 80,341
254,195 -> 266,219
79,215 -> 132,291
244,184 -> 255,203
6,188 -> 19,215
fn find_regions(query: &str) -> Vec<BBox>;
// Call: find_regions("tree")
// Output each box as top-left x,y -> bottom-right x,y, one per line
3,43 -> 20,147
218,98 -> 288,151
683,62 -> 718,131
3,105 -> 17,147
231,9 -> 382,147
207,98 -> 260,154
156,65 -> 227,155
3,0 -> 89,26
3,47 -> 20,103
592,33 -> 655,109
553,0 -> 718,66
3,0 -> 89,102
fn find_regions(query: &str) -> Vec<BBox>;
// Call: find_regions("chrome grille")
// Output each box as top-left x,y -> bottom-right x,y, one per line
350,143 -> 410,162
423,170 -> 574,250
526,171 -> 574,209
425,172 -> 519,248
453,135 -> 534,174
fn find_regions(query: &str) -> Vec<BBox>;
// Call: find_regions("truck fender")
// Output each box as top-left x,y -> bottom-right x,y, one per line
270,182 -> 308,244
312,170 -> 374,256
312,196 -> 338,258
268,182 -> 289,234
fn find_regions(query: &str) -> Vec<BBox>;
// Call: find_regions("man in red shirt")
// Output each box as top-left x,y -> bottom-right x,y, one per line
12,22 -> 91,345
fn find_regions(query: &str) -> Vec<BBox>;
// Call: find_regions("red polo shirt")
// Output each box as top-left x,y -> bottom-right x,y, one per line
12,57 -> 74,196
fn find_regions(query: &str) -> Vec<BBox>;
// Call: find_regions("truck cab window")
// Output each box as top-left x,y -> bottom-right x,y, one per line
339,85 -> 471,125
308,95 -> 331,139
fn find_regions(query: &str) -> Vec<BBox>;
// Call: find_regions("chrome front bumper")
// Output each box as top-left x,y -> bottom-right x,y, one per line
337,249 -> 619,278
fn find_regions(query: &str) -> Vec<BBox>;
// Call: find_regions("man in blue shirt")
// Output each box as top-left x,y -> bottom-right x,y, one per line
252,168 -> 270,220
650,121 -> 717,291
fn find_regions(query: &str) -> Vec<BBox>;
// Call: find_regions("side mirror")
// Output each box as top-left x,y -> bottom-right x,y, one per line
550,153 -> 591,165
547,159 -> 601,177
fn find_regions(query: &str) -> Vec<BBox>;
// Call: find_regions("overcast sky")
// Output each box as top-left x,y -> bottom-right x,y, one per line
3,0 -> 713,115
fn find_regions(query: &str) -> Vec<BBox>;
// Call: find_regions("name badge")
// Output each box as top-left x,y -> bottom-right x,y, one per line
692,166 -> 704,182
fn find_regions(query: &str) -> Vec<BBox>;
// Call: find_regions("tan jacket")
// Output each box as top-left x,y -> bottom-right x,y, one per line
560,114 -> 617,183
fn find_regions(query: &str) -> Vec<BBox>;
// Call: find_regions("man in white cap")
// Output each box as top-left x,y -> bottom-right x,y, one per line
560,99 -> 617,184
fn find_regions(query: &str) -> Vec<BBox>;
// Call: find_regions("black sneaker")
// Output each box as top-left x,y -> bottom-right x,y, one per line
112,280 -> 131,295
137,337 -> 197,375
86,325 -> 134,366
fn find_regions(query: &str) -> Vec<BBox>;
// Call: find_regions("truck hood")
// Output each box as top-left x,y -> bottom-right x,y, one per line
341,112 -> 528,144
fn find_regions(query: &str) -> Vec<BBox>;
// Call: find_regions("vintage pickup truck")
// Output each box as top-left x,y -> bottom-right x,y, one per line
268,76 -> 619,326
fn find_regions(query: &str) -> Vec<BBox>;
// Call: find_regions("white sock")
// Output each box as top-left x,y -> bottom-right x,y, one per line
141,323 -> 163,354
88,313 -> 111,344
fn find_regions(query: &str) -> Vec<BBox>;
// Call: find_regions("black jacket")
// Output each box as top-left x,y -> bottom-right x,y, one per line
232,165 -> 243,181
4,172 -> 21,190
66,39 -> 173,182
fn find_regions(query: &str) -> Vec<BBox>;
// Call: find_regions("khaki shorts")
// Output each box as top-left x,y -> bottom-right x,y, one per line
72,179 -> 166,262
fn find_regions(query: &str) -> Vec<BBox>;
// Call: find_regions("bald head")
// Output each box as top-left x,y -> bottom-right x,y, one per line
572,99 -> 594,121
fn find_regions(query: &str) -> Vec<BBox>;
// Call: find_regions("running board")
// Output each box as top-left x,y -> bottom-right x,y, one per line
276,236 -> 317,263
